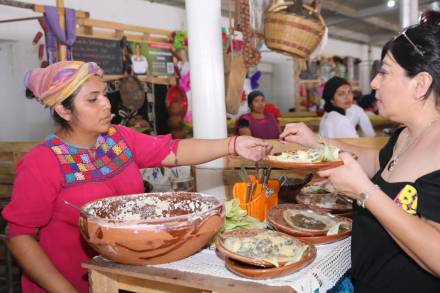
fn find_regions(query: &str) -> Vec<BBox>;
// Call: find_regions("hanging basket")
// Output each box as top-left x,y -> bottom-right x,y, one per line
224,51 -> 247,114
264,1 -> 326,59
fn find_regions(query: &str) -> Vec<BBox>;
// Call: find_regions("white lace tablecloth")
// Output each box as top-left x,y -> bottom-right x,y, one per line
150,237 -> 351,293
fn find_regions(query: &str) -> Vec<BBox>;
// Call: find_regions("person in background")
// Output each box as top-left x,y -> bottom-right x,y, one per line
237,90 -> 281,139
320,76 -> 375,138
358,91 -> 378,116
131,42 -> 148,75
280,12 -> 440,292
2,61 -> 272,293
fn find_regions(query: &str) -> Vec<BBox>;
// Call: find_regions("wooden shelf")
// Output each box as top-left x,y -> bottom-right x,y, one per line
103,75 -> 176,85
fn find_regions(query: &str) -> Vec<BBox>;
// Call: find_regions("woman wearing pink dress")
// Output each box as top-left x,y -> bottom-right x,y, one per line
2,61 -> 272,293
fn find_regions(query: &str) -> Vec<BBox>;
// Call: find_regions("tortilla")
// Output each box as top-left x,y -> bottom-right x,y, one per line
222,230 -> 309,267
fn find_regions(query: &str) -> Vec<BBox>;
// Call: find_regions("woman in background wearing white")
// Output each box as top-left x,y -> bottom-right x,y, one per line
320,76 -> 375,138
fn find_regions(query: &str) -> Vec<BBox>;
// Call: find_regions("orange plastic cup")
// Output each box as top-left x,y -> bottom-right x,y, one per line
232,178 -> 280,221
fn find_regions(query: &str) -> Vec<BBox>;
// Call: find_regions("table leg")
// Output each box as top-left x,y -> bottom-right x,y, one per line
89,270 -> 119,293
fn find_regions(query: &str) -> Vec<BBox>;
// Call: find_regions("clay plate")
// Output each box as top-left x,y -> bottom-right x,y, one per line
223,246 -> 316,280
263,151 -> 357,171
267,204 -> 352,244
215,229 -> 314,268
262,158 -> 343,171
295,192 -> 352,214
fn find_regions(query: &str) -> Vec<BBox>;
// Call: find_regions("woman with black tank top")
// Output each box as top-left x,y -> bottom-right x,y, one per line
279,11 -> 440,293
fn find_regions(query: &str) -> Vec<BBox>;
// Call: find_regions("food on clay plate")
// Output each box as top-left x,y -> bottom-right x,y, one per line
267,144 -> 340,163
283,209 -> 351,236
301,181 -> 336,195
220,230 -> 311,267
299,182 -> 352,210
222,199 -> 266,233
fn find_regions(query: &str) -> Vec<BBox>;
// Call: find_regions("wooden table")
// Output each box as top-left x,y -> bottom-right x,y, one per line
84,234 -> 351,293
84,256 -> 295,293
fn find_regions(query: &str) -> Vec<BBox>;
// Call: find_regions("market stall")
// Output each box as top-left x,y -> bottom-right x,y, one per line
1,0 -> 438,292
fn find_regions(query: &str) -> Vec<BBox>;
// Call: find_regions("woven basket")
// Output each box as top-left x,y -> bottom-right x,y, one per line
264,1 -> 325,59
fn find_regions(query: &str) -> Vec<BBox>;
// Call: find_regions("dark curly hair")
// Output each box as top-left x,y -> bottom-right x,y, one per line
382,13 -> 440,103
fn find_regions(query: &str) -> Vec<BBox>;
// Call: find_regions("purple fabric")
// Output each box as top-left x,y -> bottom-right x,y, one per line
43,6 -> 77,63
64,8 -> 77,60
38,17 -> 55,64
250,71 -> 262,90
240,113 -> 280,139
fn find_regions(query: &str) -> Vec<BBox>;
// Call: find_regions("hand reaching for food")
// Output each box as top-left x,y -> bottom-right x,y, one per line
279,123 -> 320,148
235,136 -> 273,161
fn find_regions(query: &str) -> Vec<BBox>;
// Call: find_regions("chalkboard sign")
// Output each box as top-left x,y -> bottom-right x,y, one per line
73,36 -> 123,74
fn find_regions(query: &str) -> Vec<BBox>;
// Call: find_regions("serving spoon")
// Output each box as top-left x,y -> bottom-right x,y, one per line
64,200 -> 93,217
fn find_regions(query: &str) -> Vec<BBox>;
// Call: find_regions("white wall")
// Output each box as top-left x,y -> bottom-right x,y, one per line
271,60 -> 294,112
0,41 -> 53,141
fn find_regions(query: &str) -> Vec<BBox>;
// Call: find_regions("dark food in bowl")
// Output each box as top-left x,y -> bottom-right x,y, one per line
80,192 -> 224,265
287,214 -> 327,230
85,192 -> 216,220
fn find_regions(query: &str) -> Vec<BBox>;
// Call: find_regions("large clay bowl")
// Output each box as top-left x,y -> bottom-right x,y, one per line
79,192 -> 224,265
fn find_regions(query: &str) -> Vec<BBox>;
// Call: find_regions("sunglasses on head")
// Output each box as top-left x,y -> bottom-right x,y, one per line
393,27 -> 424,57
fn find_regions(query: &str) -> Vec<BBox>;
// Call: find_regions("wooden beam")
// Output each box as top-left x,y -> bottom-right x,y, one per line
76,30 -> 169,43
77,18 -> 173,38
103,75 -> 176,86
0,16 -> 39,23
33,4 -> 89,18
56,0 -> 67,61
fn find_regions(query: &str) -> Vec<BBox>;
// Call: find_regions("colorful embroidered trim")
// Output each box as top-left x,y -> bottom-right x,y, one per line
45,126 -> 132,185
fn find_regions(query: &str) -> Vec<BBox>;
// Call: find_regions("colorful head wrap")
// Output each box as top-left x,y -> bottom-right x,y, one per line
24,61 -> 103,107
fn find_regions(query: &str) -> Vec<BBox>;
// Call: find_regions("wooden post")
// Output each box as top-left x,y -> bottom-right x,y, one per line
56,0 -> 67,61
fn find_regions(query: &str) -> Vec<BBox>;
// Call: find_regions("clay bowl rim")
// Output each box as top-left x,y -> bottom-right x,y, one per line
215,228 -> 315,268
267,203 -> 352,237
80,191 -> 224,225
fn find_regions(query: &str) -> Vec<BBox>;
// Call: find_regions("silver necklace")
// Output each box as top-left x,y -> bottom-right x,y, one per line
387,117 -> 440,172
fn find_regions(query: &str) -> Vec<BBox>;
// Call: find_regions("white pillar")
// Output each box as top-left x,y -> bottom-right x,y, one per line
400,0 -> 419,28
186,0 -> 227,195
